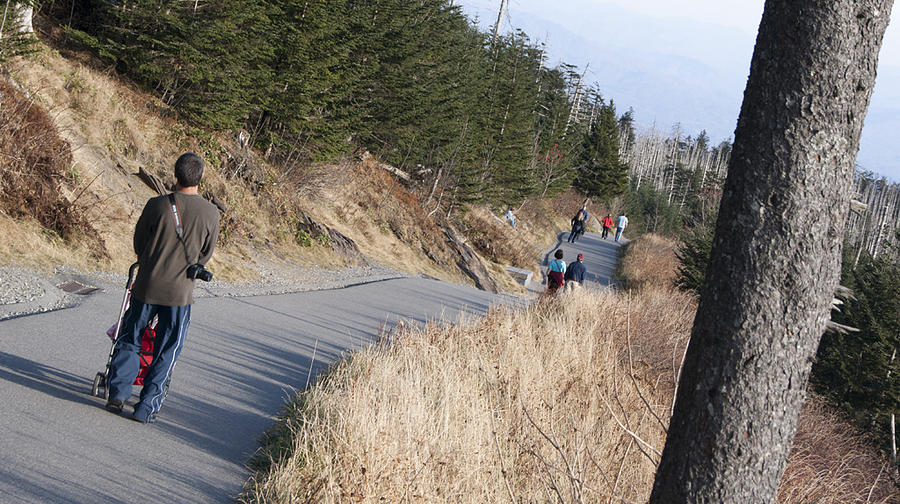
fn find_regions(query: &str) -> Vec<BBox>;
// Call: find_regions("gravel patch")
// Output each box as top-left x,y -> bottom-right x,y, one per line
0,266 -> 74,319
0,267 -> 49,304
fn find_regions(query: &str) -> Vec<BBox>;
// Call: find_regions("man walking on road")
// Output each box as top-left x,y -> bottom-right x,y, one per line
105,153 -> 220,423
564,253 -> 587,291
601,214 -> 613,239
615,213 -> 628,242
568,204 -> 589,243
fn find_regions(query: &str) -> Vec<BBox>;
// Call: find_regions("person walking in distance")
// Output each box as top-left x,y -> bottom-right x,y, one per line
615,213 -> 628,242
105,153 -> 220,423
568,204 -> 589,243
545,249 -> 566,296
601,213 -> 613,240
564,253 -> 587,292
505,207 -> 517,230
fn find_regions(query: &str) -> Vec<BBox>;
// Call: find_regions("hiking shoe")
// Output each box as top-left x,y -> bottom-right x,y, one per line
130,412 -> 157,424
130,404 -> 157,424
105,399 -> 124,414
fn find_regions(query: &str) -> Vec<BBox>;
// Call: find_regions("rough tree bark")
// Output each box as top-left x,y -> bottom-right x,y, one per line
649,1 -> 893,502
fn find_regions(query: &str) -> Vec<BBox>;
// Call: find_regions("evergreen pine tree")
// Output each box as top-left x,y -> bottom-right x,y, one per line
813,249 -> 900,443
254,0 -> 354,161
575,101 -> 628,200
530,66 -> 577,198
480,32 -> 542,205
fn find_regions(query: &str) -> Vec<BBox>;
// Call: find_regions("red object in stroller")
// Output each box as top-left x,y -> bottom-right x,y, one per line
133,326 -> 155,386
91,263 -> 160,399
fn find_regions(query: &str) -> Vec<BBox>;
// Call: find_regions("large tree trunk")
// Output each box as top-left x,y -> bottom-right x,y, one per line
649,1 -> 893,502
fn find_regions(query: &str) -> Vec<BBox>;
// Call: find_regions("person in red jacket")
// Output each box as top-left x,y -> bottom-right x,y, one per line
601,214 -> 614,239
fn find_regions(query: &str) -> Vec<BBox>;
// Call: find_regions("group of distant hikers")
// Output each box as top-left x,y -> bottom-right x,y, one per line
545,249 -> 586,296
544,203 -> 629,296
504,202 -> 629,244
503,201 -> 629,296
567,203 -> 628,243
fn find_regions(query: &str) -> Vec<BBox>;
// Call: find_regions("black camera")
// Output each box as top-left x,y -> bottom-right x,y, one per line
186,263 -> 213,282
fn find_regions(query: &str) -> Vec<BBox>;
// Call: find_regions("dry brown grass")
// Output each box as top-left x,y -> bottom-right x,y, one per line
306,158 -> 513,287
0,77 -> 107,260
0,212 -> 104,272
459,206 -> 540,271
243,286 -> 694,503
779,397 -> 897,503
616,234 -> 680,291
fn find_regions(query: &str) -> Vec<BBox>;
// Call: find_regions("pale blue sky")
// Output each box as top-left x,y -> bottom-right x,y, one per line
459,0 -> 900,180
592,0 -> 900,66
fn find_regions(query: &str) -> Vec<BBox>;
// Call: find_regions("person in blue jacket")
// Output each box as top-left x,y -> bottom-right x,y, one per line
564,253 -> 586,290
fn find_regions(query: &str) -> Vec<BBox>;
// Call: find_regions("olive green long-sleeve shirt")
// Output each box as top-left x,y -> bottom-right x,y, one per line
131,192 -> 219,306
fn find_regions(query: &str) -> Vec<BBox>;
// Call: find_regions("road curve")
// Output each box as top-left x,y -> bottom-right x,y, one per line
0,233 -> 619,503
541,230 -> 625,288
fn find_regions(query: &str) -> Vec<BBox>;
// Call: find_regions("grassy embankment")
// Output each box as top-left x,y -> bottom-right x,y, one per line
241,234 -> 896,503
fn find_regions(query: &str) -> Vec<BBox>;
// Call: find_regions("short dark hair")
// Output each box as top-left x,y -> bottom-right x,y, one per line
174,153 -> 204,187
554,249 -> 564,259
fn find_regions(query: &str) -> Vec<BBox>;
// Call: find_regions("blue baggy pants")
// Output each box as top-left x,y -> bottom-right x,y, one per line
568,224 -> 583,243
107,299 -> 191,422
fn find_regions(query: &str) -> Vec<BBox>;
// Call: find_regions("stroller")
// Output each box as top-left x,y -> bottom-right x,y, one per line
90,262 -> 165,401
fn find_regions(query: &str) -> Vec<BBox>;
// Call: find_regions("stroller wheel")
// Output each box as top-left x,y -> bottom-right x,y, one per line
91,372 -> 104,398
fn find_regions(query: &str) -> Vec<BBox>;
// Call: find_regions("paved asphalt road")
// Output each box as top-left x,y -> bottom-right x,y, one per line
0,232 -> 620,503
540,230 -> 625,289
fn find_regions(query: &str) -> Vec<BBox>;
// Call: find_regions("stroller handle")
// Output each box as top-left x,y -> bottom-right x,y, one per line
127,262 -> 140,288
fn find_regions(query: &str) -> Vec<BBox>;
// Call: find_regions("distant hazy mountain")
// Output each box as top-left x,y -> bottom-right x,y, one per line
858,64 -> 900,177
456,0 -> 900,179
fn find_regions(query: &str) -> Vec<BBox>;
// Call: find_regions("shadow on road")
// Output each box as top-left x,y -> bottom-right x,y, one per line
0,351 -> 96,406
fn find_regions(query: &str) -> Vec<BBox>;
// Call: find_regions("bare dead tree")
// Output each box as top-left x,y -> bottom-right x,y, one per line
491,0 -> 507,46
649,1 -> 894,502
563,65 -> 588,137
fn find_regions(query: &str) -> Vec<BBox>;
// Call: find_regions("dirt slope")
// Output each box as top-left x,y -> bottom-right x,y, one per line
1,32 -> 537,292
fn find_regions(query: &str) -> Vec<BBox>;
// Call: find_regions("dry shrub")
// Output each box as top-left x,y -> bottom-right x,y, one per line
7,41 -> 349,276
543,190 -> 593,228
302,158 -> 478,284
518,189 -> 591,237
778,396 -> 897,503
0,77 -> 107,258
617,233 -> 679,291
243,286 -> 695,503
459,206 -> 539,272
347,160 -> 446,253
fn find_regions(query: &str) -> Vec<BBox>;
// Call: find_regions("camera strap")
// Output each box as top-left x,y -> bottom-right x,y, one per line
168,193 -> 196,267
168,193 -> 183,238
